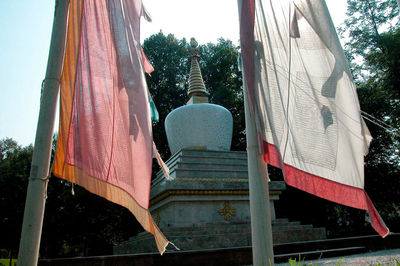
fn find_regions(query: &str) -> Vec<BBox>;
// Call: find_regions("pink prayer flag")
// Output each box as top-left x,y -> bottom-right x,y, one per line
53,0 -> 169,253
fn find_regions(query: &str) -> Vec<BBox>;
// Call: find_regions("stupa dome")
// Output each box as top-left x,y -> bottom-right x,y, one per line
164,38 -> 233,154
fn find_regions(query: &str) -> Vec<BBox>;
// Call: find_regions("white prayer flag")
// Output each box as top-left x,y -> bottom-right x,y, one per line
239,0 -> 389,237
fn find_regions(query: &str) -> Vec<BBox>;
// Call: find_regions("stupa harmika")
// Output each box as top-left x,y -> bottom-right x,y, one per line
114,38 -> 325,254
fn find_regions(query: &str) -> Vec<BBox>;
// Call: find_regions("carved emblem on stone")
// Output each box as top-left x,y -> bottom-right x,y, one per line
219,201 -> 236,221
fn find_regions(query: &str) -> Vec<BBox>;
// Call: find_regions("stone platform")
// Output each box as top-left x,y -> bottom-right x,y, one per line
114,149 -> 326,254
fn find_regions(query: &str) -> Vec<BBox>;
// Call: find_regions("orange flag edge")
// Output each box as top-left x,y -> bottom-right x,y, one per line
52,164 -> 170,254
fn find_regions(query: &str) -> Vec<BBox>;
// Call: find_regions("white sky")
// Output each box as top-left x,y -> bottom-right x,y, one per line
141,0 -> 348,44
0,0 -> 348,147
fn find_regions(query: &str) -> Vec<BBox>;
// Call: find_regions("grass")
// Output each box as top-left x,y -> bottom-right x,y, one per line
0,258 -> 17,266
285,257 -> 400,266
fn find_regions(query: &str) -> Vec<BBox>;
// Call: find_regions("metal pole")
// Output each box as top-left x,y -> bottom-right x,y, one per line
18,1 -> 69,265
244,87 -> 274,265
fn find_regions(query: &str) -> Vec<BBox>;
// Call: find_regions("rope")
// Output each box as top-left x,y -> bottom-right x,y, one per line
41,77 -> 61,90
361,111 -> 397,131
31,175 -> 51,181
40,77 -> 61,104
30,175 -> 51,199
362,115 -> 393,132
361,114 -> 400,138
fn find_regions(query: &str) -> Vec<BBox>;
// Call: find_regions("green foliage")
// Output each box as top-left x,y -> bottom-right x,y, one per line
288,257 -> 306,266
0,137 -> 141,258
200,39 -> 245,151
41,178 -> 141,257
0,259 -> 17,266
143,32 -> 245,160
339,0 -> 399,81
330,0 -> 400,235
336,258 -> 344,265
0,138 -> 32,253
340,0 -> 400,124
143,32 -> 189,159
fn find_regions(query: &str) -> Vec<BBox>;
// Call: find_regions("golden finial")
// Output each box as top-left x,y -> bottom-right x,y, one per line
187,37 -> 208,103
190,37 -> 198,48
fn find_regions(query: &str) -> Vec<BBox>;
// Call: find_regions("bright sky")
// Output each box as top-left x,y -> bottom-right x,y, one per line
0,0 -> 347,147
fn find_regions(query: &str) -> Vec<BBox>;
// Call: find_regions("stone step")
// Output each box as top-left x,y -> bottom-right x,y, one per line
131,232 -> 153,242
156,156 -> 249,179
179,149 -> 247,159
173,162 -> 248,172
273,227 -> 327,243
177,156 -> 248,166
164,150 -> 247,169
160,219 -> 296,229
164,155 -> 247,169
159,222 -> 316,238
272,219 -> 301,226
272,224 -> 313,231
155,219 -> 308,234
165,230 -> 252,239
161,226 -> 314,238
272,218 -> 289,224
160,223 -> 252,234
165,232 -> 252,251
116,226 -> 327,254
162,227 -> 312,239
173,168 -> 248,179
163,229 -> 251,238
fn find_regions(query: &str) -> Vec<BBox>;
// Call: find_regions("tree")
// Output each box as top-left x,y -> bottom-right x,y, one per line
143,33 -> 246,159
41,178 -> 141,257
0,138 -> 32,258
0,137 -> 142,258
340,0 -> 400,177
339,0 -> 400,131
327,0 -> 400,235
201,39 -> 245,151
339,0 -> 399,81
40,138 -> 141,258
143,32 -> 189,159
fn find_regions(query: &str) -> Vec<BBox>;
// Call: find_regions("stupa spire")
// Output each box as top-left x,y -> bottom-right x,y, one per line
187,38 -> 208,104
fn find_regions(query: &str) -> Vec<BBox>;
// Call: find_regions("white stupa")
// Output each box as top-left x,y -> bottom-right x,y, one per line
165,38 -> 233,154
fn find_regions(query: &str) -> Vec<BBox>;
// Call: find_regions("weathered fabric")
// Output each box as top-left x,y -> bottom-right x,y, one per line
239,0 -> 389,237
53,0 -> 169,253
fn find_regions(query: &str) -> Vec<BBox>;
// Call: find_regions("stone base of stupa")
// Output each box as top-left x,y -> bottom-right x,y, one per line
114,149 -> 326,254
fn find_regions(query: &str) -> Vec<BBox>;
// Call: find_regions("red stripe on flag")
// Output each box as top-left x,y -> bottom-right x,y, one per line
262,141 -> 389,237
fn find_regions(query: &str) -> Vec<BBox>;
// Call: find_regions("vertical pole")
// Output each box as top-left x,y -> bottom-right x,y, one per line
17,1 -> 69,265
244,88 -> 274,265
398,0 -> 400,10
238,0 -> 274,263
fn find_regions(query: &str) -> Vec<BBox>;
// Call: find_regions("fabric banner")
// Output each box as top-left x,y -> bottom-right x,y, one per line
53,0 -> 170,253
239,0 -> 389,237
